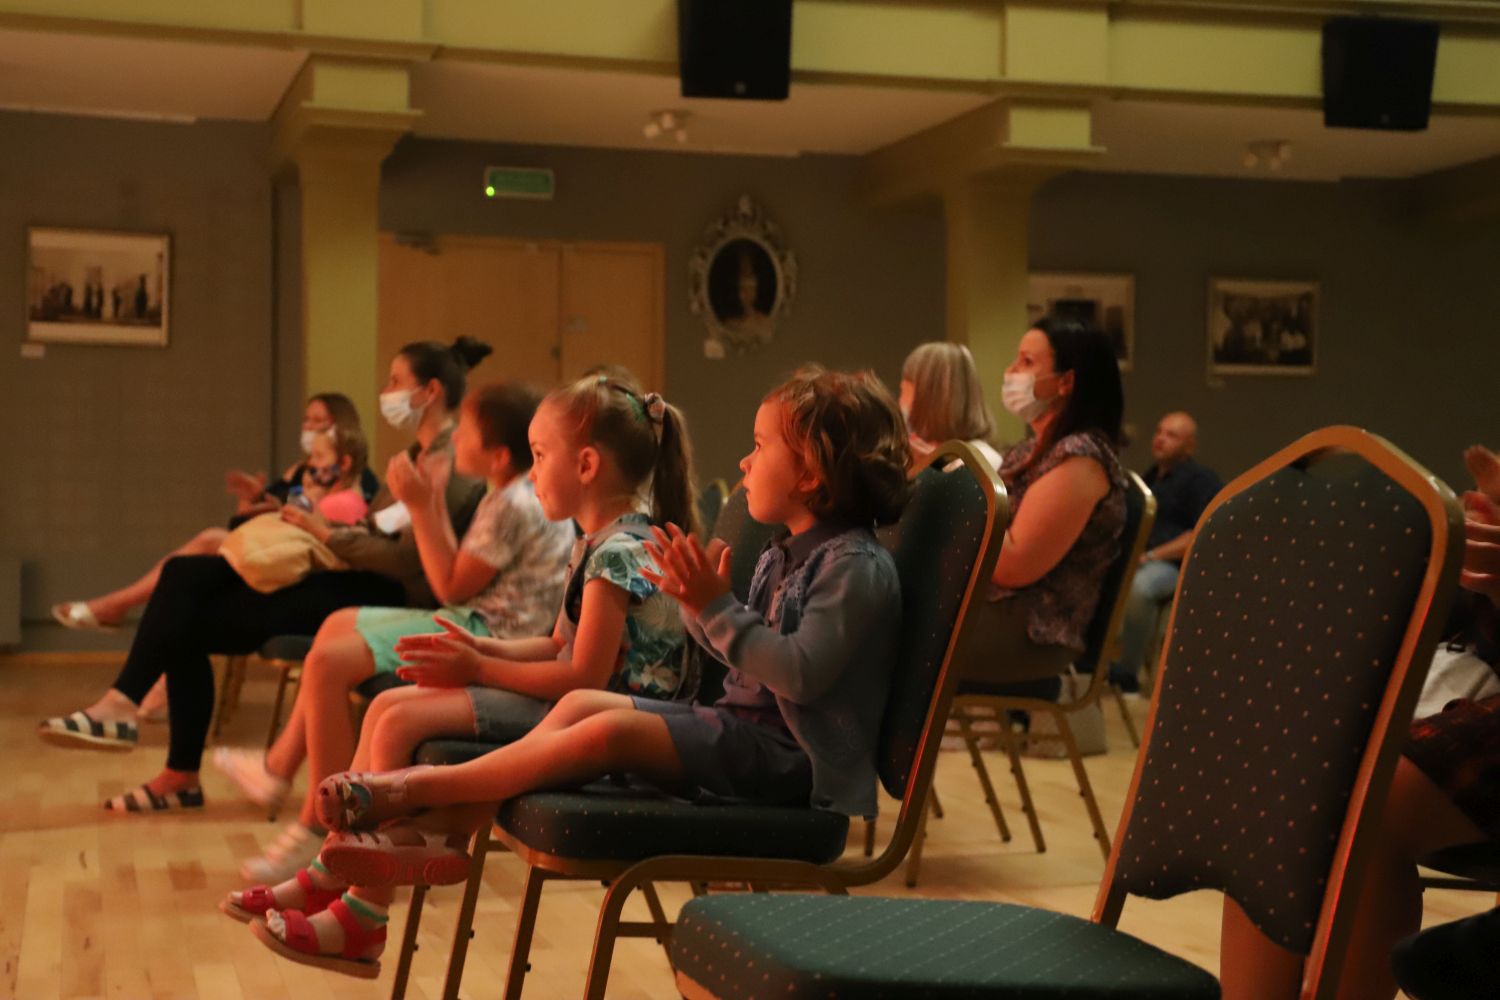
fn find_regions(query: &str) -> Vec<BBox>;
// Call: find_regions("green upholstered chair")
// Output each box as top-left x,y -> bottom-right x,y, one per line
671,426 -> 1465,1000
695,477 -> 730,543
388,442 -> 1008,1000
921,470 -> 1156,880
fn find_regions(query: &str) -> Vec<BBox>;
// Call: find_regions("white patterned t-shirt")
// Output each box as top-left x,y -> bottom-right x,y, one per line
458,477 -> 575,638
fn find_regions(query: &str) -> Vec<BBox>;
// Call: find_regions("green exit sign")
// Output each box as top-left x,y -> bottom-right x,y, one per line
483,166 -> 555,200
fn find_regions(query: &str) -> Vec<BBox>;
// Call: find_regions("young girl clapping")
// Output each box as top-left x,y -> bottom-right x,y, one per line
244,368 -> 910,977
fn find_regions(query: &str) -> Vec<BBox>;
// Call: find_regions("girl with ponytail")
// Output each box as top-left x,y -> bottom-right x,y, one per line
229,372 -> 706,966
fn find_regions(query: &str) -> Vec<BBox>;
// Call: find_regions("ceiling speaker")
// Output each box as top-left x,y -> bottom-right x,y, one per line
678,0 -> 793,101
1322,17 -> 1439,131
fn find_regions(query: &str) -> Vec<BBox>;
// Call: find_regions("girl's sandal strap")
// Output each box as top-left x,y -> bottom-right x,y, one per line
327,898 -> 388,960
250,906 -> 381,980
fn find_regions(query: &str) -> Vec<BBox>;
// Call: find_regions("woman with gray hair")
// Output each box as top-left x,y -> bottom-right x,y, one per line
897,341 -> 1002,472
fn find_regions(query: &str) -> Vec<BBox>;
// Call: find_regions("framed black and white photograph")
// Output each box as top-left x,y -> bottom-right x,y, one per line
689,196 -> 797,356
26,227 -> 169,347
1207,278 -> 1316,376
1028,272 -> 1134,370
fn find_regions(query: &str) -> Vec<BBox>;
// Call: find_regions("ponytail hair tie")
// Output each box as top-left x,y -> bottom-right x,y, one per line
643,392 -> 666,424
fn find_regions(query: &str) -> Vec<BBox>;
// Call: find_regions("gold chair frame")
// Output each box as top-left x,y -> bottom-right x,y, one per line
905,471 -> 1156,884
1092,426 -> 1464,999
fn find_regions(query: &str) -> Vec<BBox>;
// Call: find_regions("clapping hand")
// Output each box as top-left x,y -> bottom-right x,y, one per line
1465,445 -> 1500,504
225,469 -> 268,503
643,524 -> 732,619
1462,491 -> 1500,607
387,450 -> 452,509
395,617 -> 484,687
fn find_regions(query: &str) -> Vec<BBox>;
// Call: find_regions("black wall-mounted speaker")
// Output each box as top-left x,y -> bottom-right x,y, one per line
1322,16 -> 1439,131
678,0 -> 793,100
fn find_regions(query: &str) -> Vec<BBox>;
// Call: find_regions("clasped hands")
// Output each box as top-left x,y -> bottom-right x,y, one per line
643,524 -> 732,621
394,617 -> 484,687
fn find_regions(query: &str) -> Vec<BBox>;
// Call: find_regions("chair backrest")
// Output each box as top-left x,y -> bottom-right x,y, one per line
696,478 -> 729,541
839,440 -> 1007,883
1070,470 -> 1156,700
710,485 -> 778,605
1094,427 -> 1464,998
680,485 -> 778,706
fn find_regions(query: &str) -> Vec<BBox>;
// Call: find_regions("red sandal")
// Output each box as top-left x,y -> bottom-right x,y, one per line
250,896 -> 385,979
220,867 -> 342,924
320,821 -> 472,889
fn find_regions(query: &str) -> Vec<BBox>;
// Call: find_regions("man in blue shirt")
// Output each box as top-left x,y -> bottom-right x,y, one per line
1111,412 -> 1221,693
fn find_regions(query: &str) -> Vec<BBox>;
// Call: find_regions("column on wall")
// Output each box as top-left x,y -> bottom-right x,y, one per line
864,88 -> 1105,434
942,171 -> 1047,439
273,55 -> 420,434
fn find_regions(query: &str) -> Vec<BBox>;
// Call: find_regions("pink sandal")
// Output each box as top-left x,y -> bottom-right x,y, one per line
316,765 -> 431,831
250,897 -> 384,979
219,867 -> 342,924
319,822 -> 472,889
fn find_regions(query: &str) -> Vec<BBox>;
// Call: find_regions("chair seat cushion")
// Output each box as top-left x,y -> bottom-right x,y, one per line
672,896 -> 1220,999
1420,841 -> 1500,883
497,786 -> 850,865
259,635 -> 313,661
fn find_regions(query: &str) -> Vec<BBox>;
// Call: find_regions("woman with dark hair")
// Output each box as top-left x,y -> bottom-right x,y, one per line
37,337 -> 493,814
966,315 -> 1128,695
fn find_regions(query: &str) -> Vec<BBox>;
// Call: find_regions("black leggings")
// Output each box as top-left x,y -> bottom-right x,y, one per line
111,555 -> 405,772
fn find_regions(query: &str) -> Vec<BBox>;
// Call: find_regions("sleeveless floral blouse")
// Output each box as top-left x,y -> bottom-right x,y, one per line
991,430 -> 1126,651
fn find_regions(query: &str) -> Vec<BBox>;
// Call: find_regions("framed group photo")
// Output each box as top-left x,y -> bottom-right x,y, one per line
1027,272 -> 1134,370
1207,277 -> 1316,376
26,227 -> 170,347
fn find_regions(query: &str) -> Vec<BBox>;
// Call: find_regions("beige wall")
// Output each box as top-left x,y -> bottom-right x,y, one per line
1031,171 -> 1497,490
372,137 -> 950,485
0,111 -> 273,637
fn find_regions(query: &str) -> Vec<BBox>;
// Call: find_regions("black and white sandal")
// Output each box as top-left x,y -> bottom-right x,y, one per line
38,711 -> 138,752
104,785 -> 205,812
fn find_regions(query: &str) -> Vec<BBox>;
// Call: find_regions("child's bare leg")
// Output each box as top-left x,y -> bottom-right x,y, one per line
365,687 -> 479,772
264,694 -> 309,779
400,697 -> 685,812
300,610 -> 375,802
87,527 -> 228,624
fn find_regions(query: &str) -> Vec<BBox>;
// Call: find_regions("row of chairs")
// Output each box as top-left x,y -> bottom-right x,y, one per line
211,431 -> 1482,998
381,428 -> 1468,1000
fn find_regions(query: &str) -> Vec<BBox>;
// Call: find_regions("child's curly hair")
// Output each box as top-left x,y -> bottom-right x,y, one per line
764,366 -> 911,527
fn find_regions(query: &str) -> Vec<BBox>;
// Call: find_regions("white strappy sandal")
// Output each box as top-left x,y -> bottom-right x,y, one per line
51,602 -> 121,633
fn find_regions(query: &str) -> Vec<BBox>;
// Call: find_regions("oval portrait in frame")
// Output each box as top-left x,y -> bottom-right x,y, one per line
689,196 -> 797,354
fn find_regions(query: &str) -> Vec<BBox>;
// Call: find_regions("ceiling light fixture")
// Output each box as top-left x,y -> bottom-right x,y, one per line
643,109 -> 690,144
1244,139 -> 1292,172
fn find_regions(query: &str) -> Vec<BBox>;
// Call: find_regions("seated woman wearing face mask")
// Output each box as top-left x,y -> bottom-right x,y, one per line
36,337 -> 492,815
51,393 -> 379,633
966,315 -> 1128,700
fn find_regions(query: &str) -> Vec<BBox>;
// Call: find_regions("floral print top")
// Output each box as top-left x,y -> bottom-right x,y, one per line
557,512 -> 685,699
991,430 -> 1126,652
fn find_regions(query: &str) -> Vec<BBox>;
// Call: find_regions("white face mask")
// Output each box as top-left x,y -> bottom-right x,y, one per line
379,388 -> 427,431
1001,372 -> 1053,422
299,427 -> 333,455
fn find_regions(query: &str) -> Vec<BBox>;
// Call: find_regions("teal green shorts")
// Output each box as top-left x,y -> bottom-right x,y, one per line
354,606 -> 493,675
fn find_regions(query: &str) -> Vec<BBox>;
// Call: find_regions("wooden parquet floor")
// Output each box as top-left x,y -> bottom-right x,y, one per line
0,655 -> 1485,999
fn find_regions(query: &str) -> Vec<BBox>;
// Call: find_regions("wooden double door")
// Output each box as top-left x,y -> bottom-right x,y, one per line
376,233 -> 664,467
